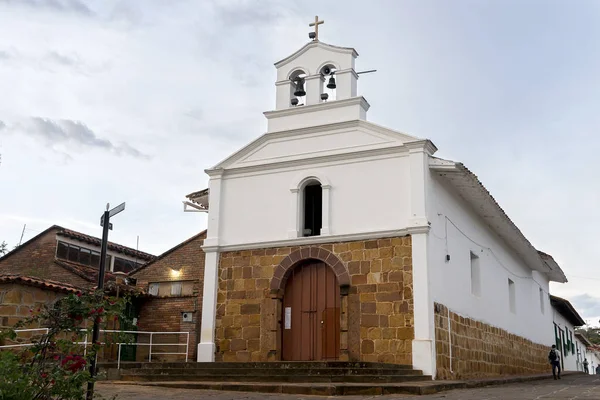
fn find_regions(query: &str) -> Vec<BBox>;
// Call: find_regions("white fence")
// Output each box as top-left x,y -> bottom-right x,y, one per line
0,328 -> 190,369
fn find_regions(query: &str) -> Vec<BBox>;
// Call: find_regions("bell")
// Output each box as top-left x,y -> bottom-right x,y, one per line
326,76 -> 336,89
293,80 -> 306,97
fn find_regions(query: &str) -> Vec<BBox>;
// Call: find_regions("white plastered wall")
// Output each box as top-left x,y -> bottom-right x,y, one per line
426,171 -> 554,346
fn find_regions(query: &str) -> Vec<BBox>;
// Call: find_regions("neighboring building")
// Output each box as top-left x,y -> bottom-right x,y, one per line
550,295 -> 585,372
188,33 -> 569,380
130,231 -> 207,361
573,332 -> 600,374
0,225 -> 154,360
0,225 -> 155,289
0,275 -> 80,347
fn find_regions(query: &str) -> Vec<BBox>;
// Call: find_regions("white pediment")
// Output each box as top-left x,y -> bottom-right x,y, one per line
209,120 -> 424,171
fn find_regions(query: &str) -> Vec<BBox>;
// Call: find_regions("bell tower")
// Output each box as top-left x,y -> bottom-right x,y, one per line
265,17 -> 370,133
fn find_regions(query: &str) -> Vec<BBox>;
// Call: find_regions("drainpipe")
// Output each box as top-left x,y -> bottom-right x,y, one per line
447,307 -> 453,374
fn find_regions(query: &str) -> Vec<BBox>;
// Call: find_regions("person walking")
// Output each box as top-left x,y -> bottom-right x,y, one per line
548,345 -> 561,380
583,358 -> 589,374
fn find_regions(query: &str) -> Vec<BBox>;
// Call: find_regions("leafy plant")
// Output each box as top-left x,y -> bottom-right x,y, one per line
0,290 -> 131,400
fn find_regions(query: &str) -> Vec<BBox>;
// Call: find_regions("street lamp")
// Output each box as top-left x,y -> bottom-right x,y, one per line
86,202 -> 125,400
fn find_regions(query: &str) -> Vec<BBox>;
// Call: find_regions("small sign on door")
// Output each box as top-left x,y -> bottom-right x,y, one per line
284,307 -> 291,329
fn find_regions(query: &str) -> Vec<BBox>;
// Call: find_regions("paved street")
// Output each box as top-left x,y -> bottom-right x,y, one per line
97,374 -> 600,399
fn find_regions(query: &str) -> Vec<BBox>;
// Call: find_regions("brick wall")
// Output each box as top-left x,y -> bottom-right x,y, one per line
132,232 -> 206,361
216,236 -> 414,364
434,303 -> 549,379
0,229 -> 91,289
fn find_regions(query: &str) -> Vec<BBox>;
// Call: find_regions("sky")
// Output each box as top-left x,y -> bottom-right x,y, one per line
1,1 -> 599,322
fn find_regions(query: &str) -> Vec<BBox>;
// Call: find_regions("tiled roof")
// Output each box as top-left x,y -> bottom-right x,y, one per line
550,295 -> 586,326
429,157 -> 567,283
0,275 -> 81,294
185,189 -> 209,211
54,259 -> 117,283
56,226 -> 155,260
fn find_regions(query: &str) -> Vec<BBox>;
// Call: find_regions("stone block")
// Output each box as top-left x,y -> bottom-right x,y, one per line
375,291 -> 401,302
367,272 -> 381,284
361,339 -> 374,354
243,326 -> 260,339
376,302 -> 393,315
367,328 -> 382,340
370,259 -> 382,272
224,327 -> 242,339
333,243 -> 349,253
361,314 -> 379,327
357,284 -> 377,293
351,275 -> 367,285
21,292 -> 34,305
224,303 -> 239,316
359,293 -> 376,302
247,338 -> 260,352
351,250 -> 364,261
0,305 -> 18,316
382,328 -> 397,339
230,339 -> 247,351
241,303 -> 260,315
360,302 -> 376,314
348,261 -> 361,275
3,290 -> 21,304
348,241 -> 364,251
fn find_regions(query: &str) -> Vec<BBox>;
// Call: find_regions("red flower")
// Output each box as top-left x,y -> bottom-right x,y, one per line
113,316 -> 119,322
61,354 -> 87,372
41,373 -> 48,379
97,307 -> 104,314
76,292 -> 82,297
53,355 -> 60,360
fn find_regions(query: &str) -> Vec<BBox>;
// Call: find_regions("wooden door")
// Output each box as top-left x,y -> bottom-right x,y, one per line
281,261 -> 340,361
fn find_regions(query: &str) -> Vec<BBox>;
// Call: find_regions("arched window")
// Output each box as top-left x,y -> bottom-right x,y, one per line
289,172 -> 331,239
302,181 -> 322,237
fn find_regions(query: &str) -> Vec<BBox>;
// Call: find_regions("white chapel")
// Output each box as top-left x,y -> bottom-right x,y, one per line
187,19 -> 568,379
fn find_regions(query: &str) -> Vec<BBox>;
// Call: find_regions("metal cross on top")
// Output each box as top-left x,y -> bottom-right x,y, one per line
309,15 -> 324,41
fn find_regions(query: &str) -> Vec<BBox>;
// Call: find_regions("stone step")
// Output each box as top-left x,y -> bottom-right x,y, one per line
119,367 -> 423,377
112,361 -> 415,370
119,373 -> 432,384
109,380 -> 459,396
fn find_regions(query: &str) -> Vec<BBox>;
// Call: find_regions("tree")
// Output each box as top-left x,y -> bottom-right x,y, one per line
0,240 -> 7,256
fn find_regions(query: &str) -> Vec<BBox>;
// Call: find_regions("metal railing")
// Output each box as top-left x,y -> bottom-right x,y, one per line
1,328 -> 190,369
0,328 -> 49,348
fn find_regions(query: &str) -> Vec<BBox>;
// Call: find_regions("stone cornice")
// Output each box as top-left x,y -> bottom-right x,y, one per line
202,225 -> 430,253
263,96 -> 370,120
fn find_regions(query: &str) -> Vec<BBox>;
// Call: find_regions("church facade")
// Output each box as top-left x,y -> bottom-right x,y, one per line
193,35 -> 567,379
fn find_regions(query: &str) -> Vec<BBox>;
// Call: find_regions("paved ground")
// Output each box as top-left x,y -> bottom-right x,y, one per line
96,374 -> 600,399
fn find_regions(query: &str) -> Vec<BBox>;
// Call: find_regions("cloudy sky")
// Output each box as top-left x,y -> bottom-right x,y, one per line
1,1 -> 599,321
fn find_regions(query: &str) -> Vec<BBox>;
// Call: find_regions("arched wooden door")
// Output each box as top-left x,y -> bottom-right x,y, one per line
282,260 -> 340,361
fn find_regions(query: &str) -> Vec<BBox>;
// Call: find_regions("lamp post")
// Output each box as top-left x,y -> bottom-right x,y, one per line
86,202 -> 125,400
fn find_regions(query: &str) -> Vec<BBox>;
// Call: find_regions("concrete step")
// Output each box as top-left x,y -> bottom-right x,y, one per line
109,380 -> 462,396
119,367 -> 423,377
119,373 -> 432,384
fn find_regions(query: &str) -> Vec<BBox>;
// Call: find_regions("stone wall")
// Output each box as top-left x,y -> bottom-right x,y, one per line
132,232 -> 206,361
434,303 -> 549,379
215,236 -> 414,364
0,283 -> 66,346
